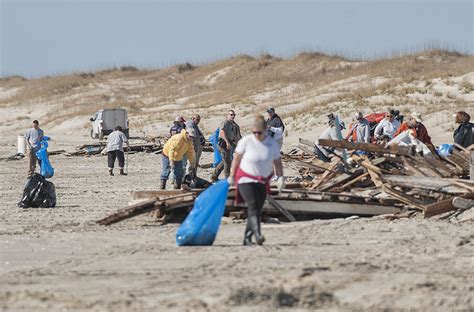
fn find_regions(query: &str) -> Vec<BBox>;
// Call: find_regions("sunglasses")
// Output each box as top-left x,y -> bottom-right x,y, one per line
252,131 -> 263,135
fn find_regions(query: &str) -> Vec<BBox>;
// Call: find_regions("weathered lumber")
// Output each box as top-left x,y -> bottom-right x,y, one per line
310,159 -> 341,190
340,172 -> 369,190
447,151 -> 470,172
266,196 -> 296,222
380,175 -> 471,195
382,185 -> 426,211
318,139 -> 412,156
471,151 -> 474,181
318,169 -> 364,192
97,194 -> 195,226
452,197 -> 474,210
424,198 -> 456,218
261,199 -> 404,217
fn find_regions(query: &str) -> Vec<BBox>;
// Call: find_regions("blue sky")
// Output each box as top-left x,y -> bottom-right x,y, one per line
1,0 -> 473,78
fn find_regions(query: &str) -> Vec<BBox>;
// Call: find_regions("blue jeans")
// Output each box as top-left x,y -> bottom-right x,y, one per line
161,155 -> 183,181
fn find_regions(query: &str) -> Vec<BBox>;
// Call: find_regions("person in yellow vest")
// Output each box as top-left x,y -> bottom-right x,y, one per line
161,128 -> 196,189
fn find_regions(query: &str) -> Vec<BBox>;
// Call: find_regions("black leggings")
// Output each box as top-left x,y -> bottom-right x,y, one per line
108,150 -> 125,169
239,183 -> 267,238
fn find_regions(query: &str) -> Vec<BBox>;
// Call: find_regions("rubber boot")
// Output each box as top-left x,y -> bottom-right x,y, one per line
160,179 -> 166,190
173,180 -> 182,189
109,169 -> 114,176
249,215 -> 265,245
243,222 -> 253,246
119,169 -> 128,176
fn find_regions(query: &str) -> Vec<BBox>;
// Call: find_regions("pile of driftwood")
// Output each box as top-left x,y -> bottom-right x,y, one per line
96,138 -> 473,226
286,138 -> 474,219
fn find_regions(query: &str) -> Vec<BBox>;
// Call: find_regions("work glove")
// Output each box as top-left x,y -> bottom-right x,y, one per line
276,176 -> 286,192
227,176 -> 235,186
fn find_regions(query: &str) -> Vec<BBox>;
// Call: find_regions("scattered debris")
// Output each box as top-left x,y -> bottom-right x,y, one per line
95,139 -> 473,225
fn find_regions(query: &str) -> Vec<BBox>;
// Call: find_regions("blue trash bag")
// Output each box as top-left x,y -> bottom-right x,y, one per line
208,128 -> 222,168
176,180 -> 229,246
35,136 -> 54,178
437,144 -> 453,157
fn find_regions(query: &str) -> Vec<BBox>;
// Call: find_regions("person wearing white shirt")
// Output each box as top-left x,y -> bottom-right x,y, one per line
228,116 -> 285,246
374,111 -> 401,140
106,126 -> 129,176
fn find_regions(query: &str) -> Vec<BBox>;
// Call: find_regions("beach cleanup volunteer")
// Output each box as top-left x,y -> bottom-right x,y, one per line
228,116 -> 285,246
453,111 -> 473,148
25,120 -> 44,177
185,114 -> 205,175
346,112 -> 370,143
106,126 -> 129,176
212,110 -> 242,181
161,128 -> 195,190
266,106 -> 285,149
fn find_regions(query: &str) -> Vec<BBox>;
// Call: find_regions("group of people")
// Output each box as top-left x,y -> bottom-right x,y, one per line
157,108 -> 286,245
24,107 -> 471,246
315,109 -> 473,162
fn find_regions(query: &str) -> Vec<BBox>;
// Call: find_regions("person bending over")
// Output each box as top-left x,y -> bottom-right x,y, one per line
106,126 -> 129,176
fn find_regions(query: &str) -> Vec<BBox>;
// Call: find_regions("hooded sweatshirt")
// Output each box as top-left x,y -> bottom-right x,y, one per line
163,129 -> 195,162
454,122 -> 474,148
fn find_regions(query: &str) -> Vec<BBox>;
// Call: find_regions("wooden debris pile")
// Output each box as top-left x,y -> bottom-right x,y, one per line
284,138 -> 474,219
95,138 -> 473,226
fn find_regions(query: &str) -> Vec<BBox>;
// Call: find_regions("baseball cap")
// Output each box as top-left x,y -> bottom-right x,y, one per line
186,127 -> 196,137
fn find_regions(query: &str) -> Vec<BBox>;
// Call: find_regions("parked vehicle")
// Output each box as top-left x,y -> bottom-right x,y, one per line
90,109 -> 129,139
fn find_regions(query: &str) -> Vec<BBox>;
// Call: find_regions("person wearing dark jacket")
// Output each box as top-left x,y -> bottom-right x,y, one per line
453,111 -> 474,148
170,116 -> 186,136
265,107 -> 285,149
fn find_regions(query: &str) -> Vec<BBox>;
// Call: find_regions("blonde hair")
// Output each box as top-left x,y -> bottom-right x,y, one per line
253,114 -> 266,131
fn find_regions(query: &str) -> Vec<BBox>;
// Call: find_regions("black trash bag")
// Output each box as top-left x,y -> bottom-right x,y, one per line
18,173 -> 56,208
31,180 -> 56,208
183,174 -> 211,189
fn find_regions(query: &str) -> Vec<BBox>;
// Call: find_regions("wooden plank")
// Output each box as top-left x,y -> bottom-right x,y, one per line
266,196 -> 296,222
318,169 -> 364,191
340,172 -> 369,190
380,175 -> 470,195
310,159 -> 341,190
471,151 -> 474,181
383,185 -> 426,211
367,169 -> 383,187
448,152 -> 470,172
98,194 -> 195,226
452,197 -> 474,210
318,139 -> 412,156
262,200 -> 404,217
401,156 -> 430,177
424,198 -> 455,218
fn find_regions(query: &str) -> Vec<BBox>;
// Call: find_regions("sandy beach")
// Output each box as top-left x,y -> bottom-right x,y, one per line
1,134 -> 473,311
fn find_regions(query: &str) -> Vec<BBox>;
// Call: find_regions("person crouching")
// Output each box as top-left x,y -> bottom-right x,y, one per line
107,126 -> 129,176
228,115 -> 285,246
160,128 -> 196,190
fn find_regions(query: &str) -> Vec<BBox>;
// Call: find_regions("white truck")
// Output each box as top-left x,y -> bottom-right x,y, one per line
90,108 -> 129,139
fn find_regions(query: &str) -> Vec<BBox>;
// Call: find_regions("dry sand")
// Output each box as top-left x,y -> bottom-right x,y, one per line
0,132 -> 473,312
